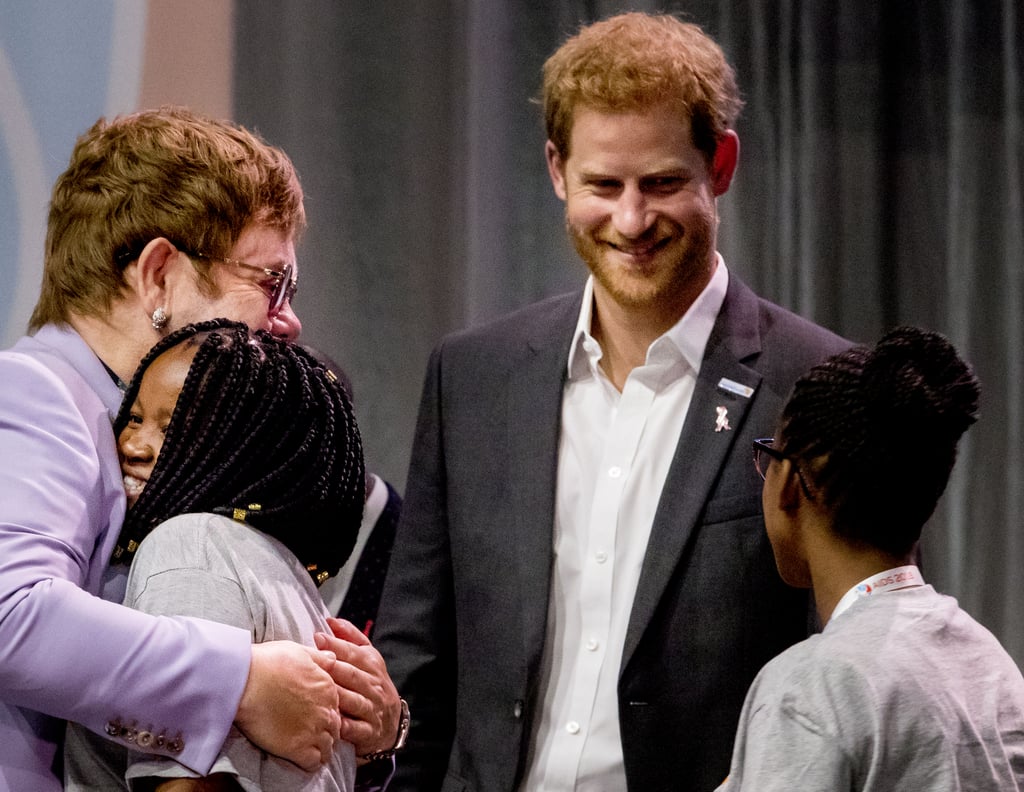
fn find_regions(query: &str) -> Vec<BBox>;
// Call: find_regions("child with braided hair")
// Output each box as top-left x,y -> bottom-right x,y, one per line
65,318 -> 369,792
718,326 -> 1024,791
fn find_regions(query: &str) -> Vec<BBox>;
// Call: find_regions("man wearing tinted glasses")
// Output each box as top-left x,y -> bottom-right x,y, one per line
187,251 -> 299,325
0,106 -> 401,791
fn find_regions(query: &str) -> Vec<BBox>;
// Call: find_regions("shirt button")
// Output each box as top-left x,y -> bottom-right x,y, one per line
595,550 -> 608,563
608,466 -> 622,478
585,638 -> 599,651
566,721 -> 581,735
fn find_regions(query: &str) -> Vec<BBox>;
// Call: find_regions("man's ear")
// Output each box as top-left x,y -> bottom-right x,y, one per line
131,238 -> 181,315
710,130 -> 739,196
545,140 -> 568,201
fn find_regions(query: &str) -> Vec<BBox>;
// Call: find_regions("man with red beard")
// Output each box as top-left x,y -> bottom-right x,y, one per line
374,12 -> 851,792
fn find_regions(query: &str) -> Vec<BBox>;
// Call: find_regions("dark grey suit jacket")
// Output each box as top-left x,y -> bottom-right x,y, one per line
375,274 -> 851,792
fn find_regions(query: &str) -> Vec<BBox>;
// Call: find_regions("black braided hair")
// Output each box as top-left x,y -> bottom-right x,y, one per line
111,318 -> 365,581
777,325 -> 980,556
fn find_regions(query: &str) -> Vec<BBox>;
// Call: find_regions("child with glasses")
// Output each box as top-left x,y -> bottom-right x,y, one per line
65,319 -> 367,792
717,326 -> 1024,791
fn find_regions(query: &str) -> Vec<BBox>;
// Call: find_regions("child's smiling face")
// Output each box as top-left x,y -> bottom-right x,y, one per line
118,344 -> 196,507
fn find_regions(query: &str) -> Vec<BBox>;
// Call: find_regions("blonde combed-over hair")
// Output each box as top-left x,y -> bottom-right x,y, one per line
31,106 -> 305,331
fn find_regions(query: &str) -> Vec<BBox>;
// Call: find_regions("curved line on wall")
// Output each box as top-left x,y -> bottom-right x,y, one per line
0,42 -> 47,342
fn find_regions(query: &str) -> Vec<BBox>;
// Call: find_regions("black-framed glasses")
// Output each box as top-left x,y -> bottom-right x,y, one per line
752,438 -> 815,499
190,253 -> 297,318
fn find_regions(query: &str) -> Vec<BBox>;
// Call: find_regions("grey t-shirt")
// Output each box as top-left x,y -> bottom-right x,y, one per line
718,585 -> 1024,791
65,512 -> 356,791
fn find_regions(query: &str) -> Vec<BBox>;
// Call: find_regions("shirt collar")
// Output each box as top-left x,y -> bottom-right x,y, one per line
100,359 -> 129,395
828,564 -> 925,625
567,253 -> 729,381
32,323 -> 125,420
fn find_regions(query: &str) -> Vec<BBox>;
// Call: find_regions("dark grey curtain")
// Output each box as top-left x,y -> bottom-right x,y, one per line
234,1 -> 1023,665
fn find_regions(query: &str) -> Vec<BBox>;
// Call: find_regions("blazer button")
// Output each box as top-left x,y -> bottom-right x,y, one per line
513,700 -> 524,719
137,731 -> 153,748
105,719 -> 121,737
167,735 -> 184,754
121,721 -> 138,743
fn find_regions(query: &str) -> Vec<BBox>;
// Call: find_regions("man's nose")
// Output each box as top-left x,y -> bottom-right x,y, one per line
611,186 -> 654,238
271,301 -> 302,341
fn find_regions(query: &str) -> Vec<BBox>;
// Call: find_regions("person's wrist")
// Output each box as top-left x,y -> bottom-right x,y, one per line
358,698 -> 409,762
233,646 -> 260,729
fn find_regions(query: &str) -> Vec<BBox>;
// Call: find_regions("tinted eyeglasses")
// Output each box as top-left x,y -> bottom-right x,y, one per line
752,437 -> 815,499
190,253 -> 297,318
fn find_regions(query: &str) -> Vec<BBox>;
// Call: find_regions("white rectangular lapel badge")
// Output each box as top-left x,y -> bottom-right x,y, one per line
717,377 -> 754,399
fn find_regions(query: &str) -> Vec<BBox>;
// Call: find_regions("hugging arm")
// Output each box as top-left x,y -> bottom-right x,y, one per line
0,350 -> 252,777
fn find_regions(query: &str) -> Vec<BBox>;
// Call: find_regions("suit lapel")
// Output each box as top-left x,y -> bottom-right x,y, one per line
621,278 -> 764,669
506,295 -> 579,662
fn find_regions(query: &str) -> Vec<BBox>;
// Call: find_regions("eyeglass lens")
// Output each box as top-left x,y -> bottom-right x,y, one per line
268,264 -> 296,317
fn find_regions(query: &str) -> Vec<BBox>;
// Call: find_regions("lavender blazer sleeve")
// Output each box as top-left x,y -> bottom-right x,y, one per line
0,325 -> 251,791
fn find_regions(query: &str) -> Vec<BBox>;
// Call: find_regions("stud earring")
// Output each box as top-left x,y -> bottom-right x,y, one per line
151,306 -> 169,330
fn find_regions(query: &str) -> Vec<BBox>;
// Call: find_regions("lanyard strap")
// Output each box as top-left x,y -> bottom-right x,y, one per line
830,564 -> 923,622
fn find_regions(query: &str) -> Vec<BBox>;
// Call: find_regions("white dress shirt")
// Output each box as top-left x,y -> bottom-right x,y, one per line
520,259 -> 729,791
319,473 -> 387,614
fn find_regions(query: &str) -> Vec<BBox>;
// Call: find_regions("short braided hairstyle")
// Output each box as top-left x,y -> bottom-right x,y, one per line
778,325 -> 980,556
112,318 -> 364,581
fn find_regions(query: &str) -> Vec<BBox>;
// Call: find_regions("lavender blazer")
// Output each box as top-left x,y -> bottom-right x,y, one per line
0,325 -> 250,791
